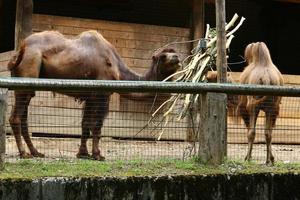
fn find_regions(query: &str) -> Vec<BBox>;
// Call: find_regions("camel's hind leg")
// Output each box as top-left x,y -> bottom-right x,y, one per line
245,105 -> 259,162
10,91 -> 44,158
20,92 -> 44,157
264,107 -> 278,165
9,48 -> 43,158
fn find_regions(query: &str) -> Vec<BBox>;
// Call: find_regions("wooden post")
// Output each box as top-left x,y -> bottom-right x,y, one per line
215,0 -> 227,161
0,1 -> 3,41
15,0 -> 33,50
192,0 -> 205,48
0,89 -> 8,170
187,0 -> 205,142
197,0 -> 227,164
198,92 -> 226,164
215,0 -> 227,83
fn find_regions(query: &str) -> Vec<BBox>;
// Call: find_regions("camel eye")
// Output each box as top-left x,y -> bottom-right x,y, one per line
105,58 -> 112,67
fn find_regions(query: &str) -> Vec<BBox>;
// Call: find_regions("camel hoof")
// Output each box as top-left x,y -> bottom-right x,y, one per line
20,152 -> 33,159
32,151 -> 45,158
244,155 -> 251,162
92,154 -> 105,161
266,160 -> 274,166
76,152 -> 91,159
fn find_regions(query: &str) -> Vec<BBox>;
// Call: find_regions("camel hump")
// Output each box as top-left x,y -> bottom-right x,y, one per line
8,43 -> 26,71
78,31 -> 106,45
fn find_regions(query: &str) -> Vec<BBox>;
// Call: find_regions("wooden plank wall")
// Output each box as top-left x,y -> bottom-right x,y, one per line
0,51 -> 14,77
0,14 -> 191,140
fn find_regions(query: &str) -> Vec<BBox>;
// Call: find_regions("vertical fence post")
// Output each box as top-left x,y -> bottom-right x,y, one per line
0,89 -> 7,169
198,92 -> 226,164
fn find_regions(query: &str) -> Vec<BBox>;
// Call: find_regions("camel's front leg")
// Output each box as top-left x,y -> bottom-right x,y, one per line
91,127 -> 105,161
91,95 -> 109,161
77,95 -> 109,161
77,102 -> 92,159
265,112 -> 275,165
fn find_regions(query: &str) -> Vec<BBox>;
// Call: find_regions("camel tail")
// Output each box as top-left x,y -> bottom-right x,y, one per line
7,43 -> 25,71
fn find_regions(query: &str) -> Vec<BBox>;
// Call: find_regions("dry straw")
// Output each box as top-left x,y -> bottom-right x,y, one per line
146,14 -> 245,140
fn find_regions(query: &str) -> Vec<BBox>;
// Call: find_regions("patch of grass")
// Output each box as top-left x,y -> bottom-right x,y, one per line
1,158 -> 300,180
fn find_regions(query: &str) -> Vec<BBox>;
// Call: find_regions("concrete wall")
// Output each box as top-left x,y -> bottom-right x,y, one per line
0,173 -> 300,200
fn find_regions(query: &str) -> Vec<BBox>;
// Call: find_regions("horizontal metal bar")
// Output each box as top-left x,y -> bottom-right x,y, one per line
0,77 -> 299,97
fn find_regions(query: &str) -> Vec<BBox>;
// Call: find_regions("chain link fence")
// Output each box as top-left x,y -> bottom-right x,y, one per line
1,79 -> 300,163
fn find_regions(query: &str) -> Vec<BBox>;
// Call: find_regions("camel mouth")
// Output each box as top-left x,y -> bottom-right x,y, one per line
169,59 -> 180,65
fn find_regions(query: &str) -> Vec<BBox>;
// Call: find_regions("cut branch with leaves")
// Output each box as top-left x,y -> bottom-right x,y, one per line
142,14 -> 245,140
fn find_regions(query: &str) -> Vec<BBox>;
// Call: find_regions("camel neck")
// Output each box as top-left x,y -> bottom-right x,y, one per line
118,60 -> 144,81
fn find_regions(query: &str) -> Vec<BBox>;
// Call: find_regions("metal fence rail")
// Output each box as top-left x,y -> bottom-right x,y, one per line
0,77 -> 299,96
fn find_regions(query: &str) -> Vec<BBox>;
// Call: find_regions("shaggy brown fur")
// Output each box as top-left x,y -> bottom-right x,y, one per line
237,42 -> 284,165
8,30 -> 181,160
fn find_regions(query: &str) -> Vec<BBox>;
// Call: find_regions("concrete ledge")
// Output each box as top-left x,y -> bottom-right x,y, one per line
0,173 -> 300,200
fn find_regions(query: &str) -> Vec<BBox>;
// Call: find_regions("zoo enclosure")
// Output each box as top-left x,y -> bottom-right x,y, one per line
1,78 -> 300,164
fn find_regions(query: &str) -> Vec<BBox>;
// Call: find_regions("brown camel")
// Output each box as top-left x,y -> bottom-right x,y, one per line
8,30 -> 181,160
237,42 -> 284,165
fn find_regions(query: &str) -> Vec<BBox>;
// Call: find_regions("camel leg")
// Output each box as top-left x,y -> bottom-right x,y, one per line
77,100 -> 92,159
265,111 -> 275,165
91,95 -> 109,161
245,106 -> 259,162
9,48 -> 42,158
9,92 -> 35,158
77,95 -> 109,160
20,93 -> 44,157
91,125 -> 105,161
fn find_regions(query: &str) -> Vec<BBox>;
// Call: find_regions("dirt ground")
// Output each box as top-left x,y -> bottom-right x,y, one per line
5,136 -> 300,163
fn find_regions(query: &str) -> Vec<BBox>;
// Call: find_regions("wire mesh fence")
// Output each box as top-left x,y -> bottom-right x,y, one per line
5,90 -> 194,161
228,96 -> 300,163
2,80 -> 300,163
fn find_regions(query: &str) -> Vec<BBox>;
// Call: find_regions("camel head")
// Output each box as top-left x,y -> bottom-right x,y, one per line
244,43 -> 254,64
244,42 -> 273,67
252,42 -> 273,66
151,48 -> 181,80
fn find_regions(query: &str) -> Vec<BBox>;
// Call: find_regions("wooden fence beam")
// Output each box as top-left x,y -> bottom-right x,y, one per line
15,0 -> 33,50
0,89 -> 8,170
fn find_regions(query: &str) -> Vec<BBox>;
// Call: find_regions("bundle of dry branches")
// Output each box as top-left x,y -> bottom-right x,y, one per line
147,14 -> 245,140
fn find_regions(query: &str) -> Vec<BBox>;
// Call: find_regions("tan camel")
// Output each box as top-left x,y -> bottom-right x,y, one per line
237,42 -> 284,165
